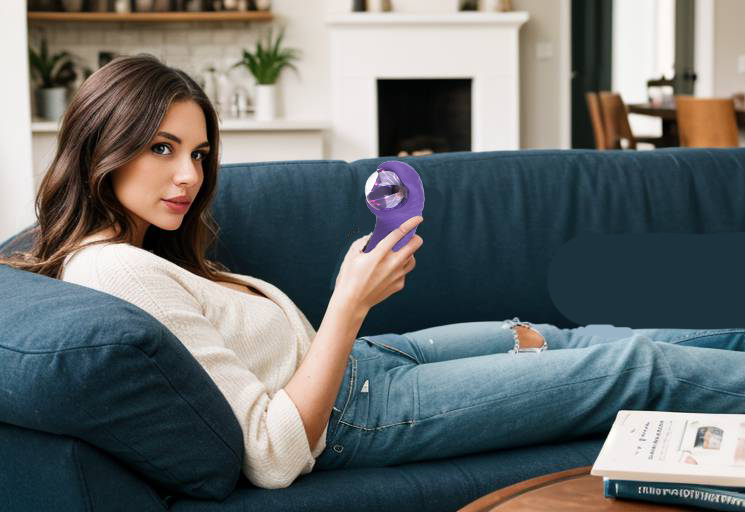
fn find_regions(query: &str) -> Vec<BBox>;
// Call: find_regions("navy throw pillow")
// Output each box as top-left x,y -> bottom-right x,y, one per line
0,264 -> 244,500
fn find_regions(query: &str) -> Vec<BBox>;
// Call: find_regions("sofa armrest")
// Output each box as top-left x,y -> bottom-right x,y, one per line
0,423 -> 167,512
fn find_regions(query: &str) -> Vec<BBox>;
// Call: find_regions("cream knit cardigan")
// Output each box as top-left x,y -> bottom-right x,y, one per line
61,242 -> 328,489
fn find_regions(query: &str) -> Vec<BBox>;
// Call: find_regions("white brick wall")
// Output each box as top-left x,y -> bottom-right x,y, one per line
27,20 -> 260,116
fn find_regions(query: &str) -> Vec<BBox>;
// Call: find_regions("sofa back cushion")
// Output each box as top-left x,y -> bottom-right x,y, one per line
207,149 -> 745,334
0,264 -> 244,500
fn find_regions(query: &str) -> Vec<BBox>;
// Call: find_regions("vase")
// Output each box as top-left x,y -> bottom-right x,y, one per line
185,0 -> 202,11
61,0 -> 84,11
135,0 -> 155,11
114,0 -> 131,12
36,87 -> 68,121
92,0 -> 111,11
255,84 -> 276,121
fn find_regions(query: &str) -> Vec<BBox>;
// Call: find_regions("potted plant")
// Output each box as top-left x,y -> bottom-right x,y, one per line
28,37 -> 79,121
232,26 -> 301,121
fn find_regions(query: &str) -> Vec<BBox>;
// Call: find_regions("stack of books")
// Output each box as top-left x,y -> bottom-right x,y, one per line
591,410 -> 745,511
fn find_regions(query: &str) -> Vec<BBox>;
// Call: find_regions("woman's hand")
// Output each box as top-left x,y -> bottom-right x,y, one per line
334,216 -> 424,314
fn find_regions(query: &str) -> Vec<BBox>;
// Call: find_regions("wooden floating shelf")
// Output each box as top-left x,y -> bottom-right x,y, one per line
27,11 -> 273,22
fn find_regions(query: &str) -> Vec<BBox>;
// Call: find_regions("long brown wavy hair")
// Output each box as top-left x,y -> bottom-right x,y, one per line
0,54 -> 245,287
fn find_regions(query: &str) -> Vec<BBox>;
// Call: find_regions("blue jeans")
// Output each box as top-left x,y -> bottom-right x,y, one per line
313,321 -> 745,470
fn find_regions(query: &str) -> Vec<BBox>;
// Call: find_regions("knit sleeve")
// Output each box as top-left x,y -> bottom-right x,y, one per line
91,246 -> 316,489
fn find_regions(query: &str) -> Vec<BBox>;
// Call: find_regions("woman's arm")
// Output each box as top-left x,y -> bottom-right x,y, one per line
283,291 -> 368,452
285,216 -> 423,452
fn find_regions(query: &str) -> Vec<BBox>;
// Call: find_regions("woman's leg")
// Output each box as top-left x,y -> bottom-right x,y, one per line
383,320 -> 745,364
321,331 -> 745,470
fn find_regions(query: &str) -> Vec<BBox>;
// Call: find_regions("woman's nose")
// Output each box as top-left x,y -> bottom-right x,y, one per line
174,157 -> 201,186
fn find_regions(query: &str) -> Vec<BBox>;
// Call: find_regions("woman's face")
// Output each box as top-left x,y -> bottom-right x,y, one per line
110,99 -> 210,247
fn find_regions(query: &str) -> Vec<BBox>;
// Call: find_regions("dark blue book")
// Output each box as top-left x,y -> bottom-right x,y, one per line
604,478 -> 745,511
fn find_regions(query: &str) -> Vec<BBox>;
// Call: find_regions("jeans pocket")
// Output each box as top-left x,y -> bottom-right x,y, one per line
359,335 -> 420,364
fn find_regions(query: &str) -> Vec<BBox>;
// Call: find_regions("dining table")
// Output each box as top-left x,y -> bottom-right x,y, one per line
627,100 -> 745,147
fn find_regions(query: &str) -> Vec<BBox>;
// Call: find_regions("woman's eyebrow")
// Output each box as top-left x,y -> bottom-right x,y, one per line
156,131 -> 210,149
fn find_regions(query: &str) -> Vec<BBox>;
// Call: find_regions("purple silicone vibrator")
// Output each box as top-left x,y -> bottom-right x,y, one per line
363,160 -> 425,253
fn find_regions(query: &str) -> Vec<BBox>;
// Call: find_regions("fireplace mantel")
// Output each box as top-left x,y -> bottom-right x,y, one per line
326,11 -> 529,160
326,11 -> 529,26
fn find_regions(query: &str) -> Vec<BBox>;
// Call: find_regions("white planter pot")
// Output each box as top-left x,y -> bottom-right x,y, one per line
392,0 -> 459,12
255,84 -> 276,121
35,87 -> 68,121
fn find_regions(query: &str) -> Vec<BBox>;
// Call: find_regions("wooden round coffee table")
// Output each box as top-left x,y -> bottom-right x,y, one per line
459,465 -> 698,511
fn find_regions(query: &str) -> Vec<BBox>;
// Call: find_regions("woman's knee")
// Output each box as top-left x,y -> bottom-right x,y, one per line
501,318 -> 548,351
607,334 -> 667,367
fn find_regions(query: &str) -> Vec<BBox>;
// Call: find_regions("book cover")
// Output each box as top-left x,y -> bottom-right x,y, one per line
604,478 -> 745,511
591,410 -> 745,487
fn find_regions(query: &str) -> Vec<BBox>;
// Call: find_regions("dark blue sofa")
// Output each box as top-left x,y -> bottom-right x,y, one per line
3,148 -> 744,511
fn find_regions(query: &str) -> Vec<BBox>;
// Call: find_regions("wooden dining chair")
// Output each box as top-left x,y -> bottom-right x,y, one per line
585,92 -> 607,149
598,91 -> 662,150
675,96 -> 740,148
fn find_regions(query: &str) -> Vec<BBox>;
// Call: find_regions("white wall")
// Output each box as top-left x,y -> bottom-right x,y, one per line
0,1 -> 35,243
513,0 -> 569,149
712,0 -> 745,97
694,0 -> 714,97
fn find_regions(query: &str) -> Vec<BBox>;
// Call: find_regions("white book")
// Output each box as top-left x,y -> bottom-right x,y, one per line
591,410 -> 745,488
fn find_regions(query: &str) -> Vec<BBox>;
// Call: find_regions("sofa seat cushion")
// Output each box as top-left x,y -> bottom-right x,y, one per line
168,435 -> 606,512
0,264 -> 244,500
0,422 -> 168,511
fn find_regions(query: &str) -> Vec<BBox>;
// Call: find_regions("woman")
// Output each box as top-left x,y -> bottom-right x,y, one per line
3,54 -> 745,490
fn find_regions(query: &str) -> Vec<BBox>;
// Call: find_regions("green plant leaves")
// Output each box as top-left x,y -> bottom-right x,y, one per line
28,37 -> 76,88
233,26 -> 301,85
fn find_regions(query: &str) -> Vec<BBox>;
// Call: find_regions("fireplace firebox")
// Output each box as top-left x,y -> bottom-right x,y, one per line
377,78 -> 472,157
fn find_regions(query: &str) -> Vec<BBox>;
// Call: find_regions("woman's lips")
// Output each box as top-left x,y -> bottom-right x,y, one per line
162,199 -> 190,213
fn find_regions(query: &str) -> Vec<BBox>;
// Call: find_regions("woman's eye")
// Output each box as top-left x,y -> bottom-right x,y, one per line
151,143 -> 209,161
152,143 -> 171,155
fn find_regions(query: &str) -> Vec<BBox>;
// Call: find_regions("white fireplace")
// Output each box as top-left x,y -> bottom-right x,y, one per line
326,11 -> 529,161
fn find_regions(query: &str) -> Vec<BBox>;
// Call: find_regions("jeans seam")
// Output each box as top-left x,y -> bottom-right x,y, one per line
668,330 -> 745,344
338,419 -> 416,432
414,363 -> 655,422
400,333 -> 425,364
674,378 -> 745,398
328,355 -> 357,446
360,336 -> 420,364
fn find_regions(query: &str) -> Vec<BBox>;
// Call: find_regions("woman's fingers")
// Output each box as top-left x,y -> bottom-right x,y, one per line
374,216 -> 423,256
404,255 -> 416,272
